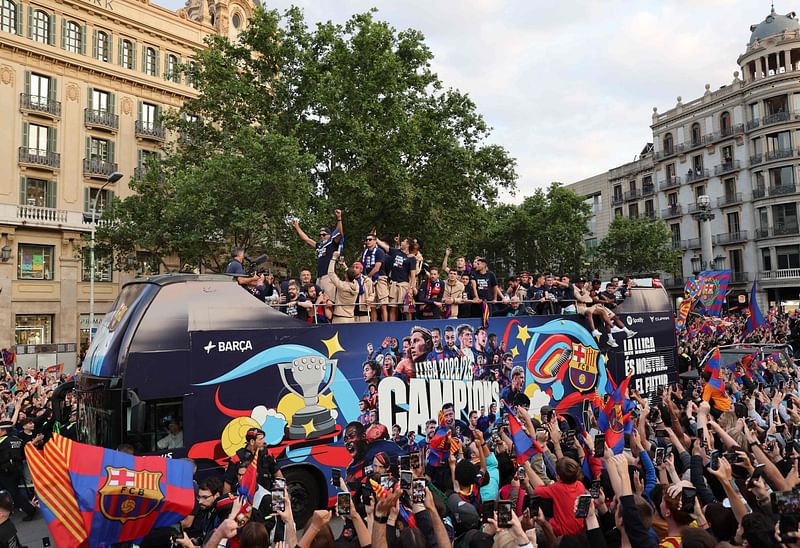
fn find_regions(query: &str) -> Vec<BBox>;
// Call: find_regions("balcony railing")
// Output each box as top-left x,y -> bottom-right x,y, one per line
687,203 -> 701,214
714,160 -> 741,176
662,276 -> 685,288
686,238 -> 701,249
659,176 -> 681,190
669,240 -> 686,250
746,119 -> 760,131
661,204 -> 682,219
623,189 -> 640,201
641,184 -> 655,196
765,148 -> 795,162
771,183 -> 798,196
686,168 -> 709,183
762,111 -> 795,126
761,268 -> 800,281
717,193 -> 743,207
20,93 -> 61,117
611,194 -> 624,206
642,210 -> 656,220
756,225 -> 800,239
751,153 -> 763,166
18,147 -> 60,168
714,230 -> 748,245
718,124 -> 745,139
654,147 -> 676,161
753,187 -> 767,199
83,157 -> 118,177
16,204 -> 68,224
135,120 -> 165,140
84,109 -> 119,130
732,272 -> 750,283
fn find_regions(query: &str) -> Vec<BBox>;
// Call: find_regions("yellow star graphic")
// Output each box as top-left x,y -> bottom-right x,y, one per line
302,419 -> 316,437
516,325 -> 531,345
321,332 -> 345,358
510,346 -> 519,359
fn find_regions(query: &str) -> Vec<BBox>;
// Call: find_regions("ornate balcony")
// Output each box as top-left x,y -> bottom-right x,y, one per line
717,193 -> 743,207
641,184 -> 655,197
83,158 -> 118,177
659,176 -> 681,191
84,109 -> 119,131
762,111 -> 795,126
718,124 -> 744,140
611,194 -> 624,206
750,153 -> 763,166
661,204 -> 682,219
18,147 -> 60,169
714,160 -> 741,176
686,168 -> 709,183
714,231 -> 748,245
756,225 -> 800,239
765,148 -> 795,162
746,119 -> 760,131
20,93 -> 61,118
686,238 -> 701,249
135,120 -> 165,140
761,269 -> 800,281
623,189 -> 640,201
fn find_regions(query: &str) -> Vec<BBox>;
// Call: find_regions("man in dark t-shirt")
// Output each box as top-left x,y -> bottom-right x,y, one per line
377,237 -> 417,321
0,492 -> 19,548
291,210 -> 344,304
470,257 -> 500,315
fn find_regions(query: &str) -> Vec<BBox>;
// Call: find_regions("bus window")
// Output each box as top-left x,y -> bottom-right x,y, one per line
77,386 -> 120,449
126,398 -> 183,454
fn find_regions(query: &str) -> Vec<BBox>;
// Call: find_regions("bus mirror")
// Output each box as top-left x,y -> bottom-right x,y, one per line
127,389 -> 146,432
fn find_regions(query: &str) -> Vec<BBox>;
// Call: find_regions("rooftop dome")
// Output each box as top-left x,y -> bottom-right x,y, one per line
749,7 -> 800,44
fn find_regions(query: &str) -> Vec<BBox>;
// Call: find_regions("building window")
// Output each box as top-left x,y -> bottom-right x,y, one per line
762,248 -> 772,271
95,30 -> 110,62
91,88 -> 110,113
20,178 -> 55,208
584,238 -> 597,252
82,248 -> 112,282
668,192 -> 678,205
0,0 -> 17,34
15,314 -> 53,345
670,224 -> 681,244
614,207 -> 622,217
772,203 -> 799,233
758,207 -> 769,230
186,62 -> 197,88
691,123 -> 701,146
136,252 -> 160,276
140,102 -> 157,130
644,199 -> 654,217
628,203 -> 638,218
87,137 -> 111,161
31,9 -> 50,43
64,21 -> 82,53
721,145 -> 733,163
727,212 -> 740,233
28,73 -> 51,107
770,165 -> 794,188
666,163 -> 676,179
144,47 -> 157,76
231,12 -> 241,28
729,248 -> 743,274
777,245 -> 800,269
26,122 -> 51,154
695,185 -> 705,199
724,178 -> 736,198
121,39 -> 134,69
83,187 -> 114,214
18,244 -> 54,280
663,133 -> 673,154
165,54 -> 179,82
720,111 -> 731,132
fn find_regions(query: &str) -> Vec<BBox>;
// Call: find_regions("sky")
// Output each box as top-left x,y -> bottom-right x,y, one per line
154,0 -> 780,199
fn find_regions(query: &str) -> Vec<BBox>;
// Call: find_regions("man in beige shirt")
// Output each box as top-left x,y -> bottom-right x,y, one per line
328,251 -> 359,323
441,269 -> 465,319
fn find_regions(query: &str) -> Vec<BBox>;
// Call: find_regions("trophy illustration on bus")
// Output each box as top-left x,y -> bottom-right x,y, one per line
279,355 -> 338,439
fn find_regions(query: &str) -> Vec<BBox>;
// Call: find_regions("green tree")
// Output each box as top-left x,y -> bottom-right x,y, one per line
478,183 -> 592,276
99,7 -> 516,273
596,216 -> 681,276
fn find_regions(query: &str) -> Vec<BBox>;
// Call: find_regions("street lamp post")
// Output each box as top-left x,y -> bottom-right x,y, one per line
89,171 -> 123,345
695,194 -> 715,271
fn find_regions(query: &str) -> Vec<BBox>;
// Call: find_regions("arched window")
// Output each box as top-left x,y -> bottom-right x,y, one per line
691,123 -> 701,146
0,0 -> 17,34
231,12 -> 241,29
64,21 -> 82,53
96,30 -> 109,62
166,54 -> 178,82
663,133 -> 674,155
31,10 -> 49,43
121,39 -> 134,69
720,111 -> 732,133
144,47 -> 157,76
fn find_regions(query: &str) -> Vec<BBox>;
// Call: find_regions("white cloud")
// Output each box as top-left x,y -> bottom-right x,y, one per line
154,0 -> 775,198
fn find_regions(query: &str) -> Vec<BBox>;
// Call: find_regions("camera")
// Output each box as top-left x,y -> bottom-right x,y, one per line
245,254 -> 269,276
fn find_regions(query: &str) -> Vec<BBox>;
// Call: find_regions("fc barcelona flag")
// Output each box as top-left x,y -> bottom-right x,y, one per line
693,270 -> 733,317
25,433 -> 194,547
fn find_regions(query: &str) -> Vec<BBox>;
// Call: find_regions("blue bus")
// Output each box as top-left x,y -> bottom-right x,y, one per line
58,274 -> 678,524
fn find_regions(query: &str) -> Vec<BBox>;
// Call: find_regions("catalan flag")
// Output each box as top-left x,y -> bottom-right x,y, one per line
25,433 -> 194,547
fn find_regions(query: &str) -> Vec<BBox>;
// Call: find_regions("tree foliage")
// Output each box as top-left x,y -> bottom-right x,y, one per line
477,183 -> 592,276
99,7 -> 516,273
596,216 -> 681,276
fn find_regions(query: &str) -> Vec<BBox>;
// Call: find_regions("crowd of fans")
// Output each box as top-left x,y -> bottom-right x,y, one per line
226,212 -> 638,338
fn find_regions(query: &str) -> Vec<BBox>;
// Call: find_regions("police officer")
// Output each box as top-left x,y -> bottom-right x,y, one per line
0,421 -> 36,521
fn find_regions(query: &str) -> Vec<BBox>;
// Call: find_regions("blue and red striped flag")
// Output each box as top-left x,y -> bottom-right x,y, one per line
481,300 -> 490,329
426,411 -> 459,467
705,347 -> 723,390
504,403 -> 543,465
694,270 -> 733,317
25,433 -> 194,548
595,373 -> 634,455
746,280 -> 767,334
